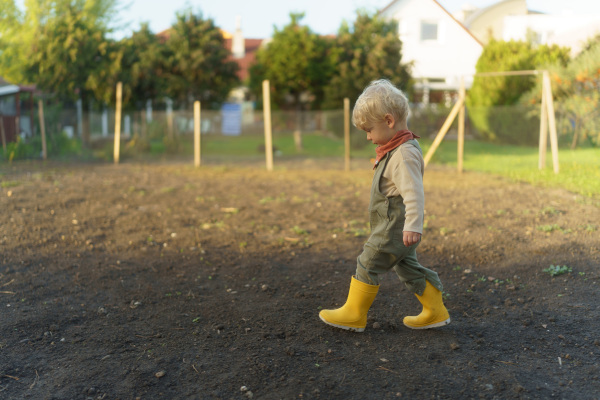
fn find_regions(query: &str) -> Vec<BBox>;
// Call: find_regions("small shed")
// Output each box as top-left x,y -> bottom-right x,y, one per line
0,78 -> 36,143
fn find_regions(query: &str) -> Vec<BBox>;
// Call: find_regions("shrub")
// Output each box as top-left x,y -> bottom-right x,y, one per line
467,40 -> 570,143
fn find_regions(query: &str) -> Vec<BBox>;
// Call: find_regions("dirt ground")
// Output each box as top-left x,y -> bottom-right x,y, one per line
1,158 -> 599,400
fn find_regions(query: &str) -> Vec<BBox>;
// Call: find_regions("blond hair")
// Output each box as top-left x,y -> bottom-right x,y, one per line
352,79 -> 409,131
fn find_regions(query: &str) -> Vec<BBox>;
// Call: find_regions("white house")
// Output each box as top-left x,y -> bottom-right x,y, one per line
503,13 -> 600,56
379,0 -> 484,104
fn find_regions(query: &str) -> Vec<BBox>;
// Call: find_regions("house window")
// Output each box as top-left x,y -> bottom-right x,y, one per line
420,21 -> 438,41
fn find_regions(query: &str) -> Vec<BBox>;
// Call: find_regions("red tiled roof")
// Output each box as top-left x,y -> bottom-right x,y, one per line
224,38 -> 263,82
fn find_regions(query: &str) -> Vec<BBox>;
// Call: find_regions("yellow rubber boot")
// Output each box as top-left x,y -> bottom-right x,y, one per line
319,276 -> 379,332
403,281 -> 451,329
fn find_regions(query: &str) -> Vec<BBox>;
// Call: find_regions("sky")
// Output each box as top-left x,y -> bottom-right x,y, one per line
110,0 -> 600,39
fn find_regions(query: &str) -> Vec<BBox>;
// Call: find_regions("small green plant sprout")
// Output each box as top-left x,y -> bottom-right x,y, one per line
290,226 -> 308,235
537,224 -> 561,233
1,181 -> 20,188
539,206 -> 561,216
453,266 -> 462,271
543,265 -> 572,277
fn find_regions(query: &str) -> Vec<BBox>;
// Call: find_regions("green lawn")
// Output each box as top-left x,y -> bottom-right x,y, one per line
147,132 -> 599,198
423,139 -> 600,198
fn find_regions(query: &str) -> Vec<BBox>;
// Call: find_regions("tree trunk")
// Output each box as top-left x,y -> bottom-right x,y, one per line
570,123 -> 579,150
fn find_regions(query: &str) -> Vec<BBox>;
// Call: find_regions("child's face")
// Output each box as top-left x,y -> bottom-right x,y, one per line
365,114 -> 397,146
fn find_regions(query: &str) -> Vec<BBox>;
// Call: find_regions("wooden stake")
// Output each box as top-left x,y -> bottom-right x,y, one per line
0,115 -> 6,154
457,78 -> 466,173
262,80 -> 273,172
167,109 -> 174,138
538,74 -> 548,170
344,97 -> 350,172
114,82 -> 122,164
194,101 -> 201,167
543,71 -> 559,174
38,100 -> 47,160
424,94 -> 465,167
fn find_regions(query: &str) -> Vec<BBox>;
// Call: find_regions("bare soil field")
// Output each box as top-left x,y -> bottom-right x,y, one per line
1,159 -> 599,399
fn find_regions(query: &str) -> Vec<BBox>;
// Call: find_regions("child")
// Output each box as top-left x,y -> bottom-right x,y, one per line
319,79 -> 450,332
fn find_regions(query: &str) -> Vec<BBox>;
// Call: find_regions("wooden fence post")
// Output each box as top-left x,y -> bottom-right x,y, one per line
538,73 -> 548,170
344,98 -> 350,172
38,100 -> 47,160
543,71 -> 559,174
0,115 -> 6,155
457,77 -> 466,173
262,80 -> 274,172
194,101 -> 201,167
114,82 -> 122,164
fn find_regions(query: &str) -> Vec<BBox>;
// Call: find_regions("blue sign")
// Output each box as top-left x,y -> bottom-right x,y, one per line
221,103 -> 242,135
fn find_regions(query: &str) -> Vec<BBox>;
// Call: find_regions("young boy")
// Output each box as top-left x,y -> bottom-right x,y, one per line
319,79 -> 450,332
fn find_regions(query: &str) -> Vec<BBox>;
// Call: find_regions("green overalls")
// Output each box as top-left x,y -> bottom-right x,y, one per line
356,140 -> 443,296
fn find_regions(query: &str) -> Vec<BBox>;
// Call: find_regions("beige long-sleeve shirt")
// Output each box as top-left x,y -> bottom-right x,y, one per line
379,142 -> 425,234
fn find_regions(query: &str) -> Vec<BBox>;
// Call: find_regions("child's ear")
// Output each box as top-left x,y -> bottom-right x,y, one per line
385,114 -> 396,128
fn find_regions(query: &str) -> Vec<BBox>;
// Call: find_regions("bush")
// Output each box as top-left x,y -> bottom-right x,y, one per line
467,39 -> 570,143
1,131 -> 83,161
408,105 -> 454,139
468,105 -> 540,145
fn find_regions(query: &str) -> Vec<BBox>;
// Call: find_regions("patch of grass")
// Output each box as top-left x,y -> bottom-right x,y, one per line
543,265 -> 572,277
439,227 -> 451,236
421,140 -> 600,198
540,206 -> 561,216
290,226 -> 308,235
537,224 -> 561,232
1,181 -> 20,188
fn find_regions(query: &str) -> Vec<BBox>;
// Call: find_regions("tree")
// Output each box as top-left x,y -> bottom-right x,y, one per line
467,39 -> 570,143
163,9 -> 239,109
249,13 -> 335,110
0,0 -> 120,103
469,40 -> 570,108
322,11 -> 412,109
0,0 -> 27,83
522,41 -> 600,148
117,23 -> 167,110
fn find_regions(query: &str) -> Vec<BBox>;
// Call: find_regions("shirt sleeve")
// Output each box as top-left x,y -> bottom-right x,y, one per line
389,144 -> 425,233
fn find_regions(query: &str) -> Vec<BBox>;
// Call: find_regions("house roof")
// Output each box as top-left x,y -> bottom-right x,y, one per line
224,37 -> 263,82
379,0 -> 483,46
0,77 -> 36,96
463,0 -> 532,27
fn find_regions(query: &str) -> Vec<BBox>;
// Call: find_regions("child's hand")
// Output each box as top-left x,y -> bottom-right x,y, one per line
403,231 -> 421,247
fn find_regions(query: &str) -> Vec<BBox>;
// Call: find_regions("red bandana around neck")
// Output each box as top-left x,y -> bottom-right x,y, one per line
373,130 -> 420,169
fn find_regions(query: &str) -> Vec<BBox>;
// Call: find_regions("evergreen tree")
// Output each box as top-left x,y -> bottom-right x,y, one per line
249,13 -> 335,110
322,11 -> 412,109
163,9 -> 240,109
118,23 -> 167,110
